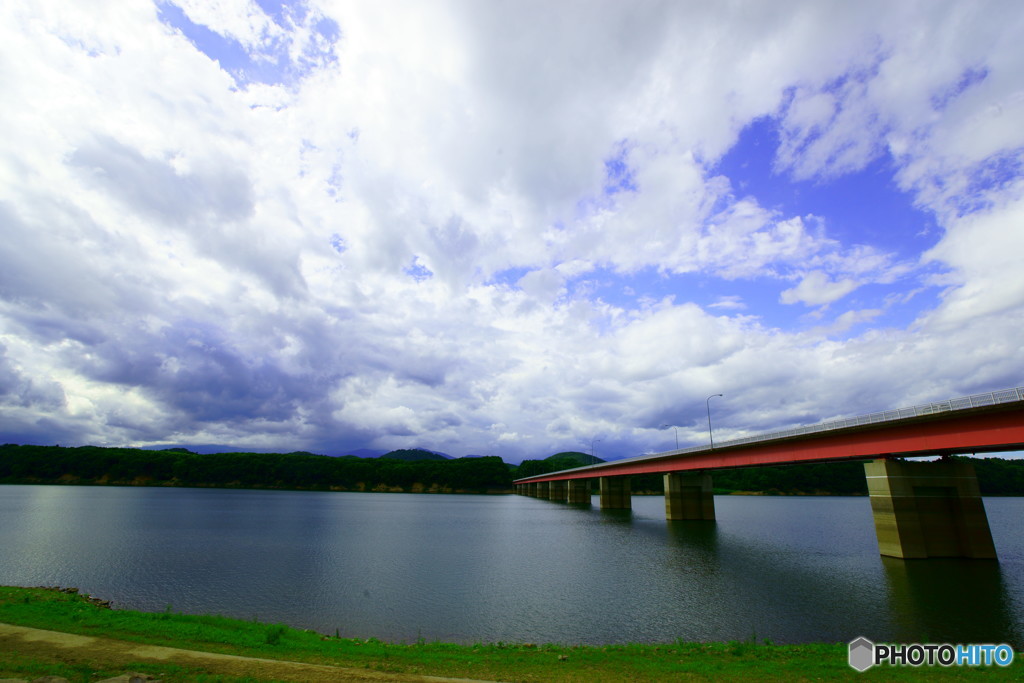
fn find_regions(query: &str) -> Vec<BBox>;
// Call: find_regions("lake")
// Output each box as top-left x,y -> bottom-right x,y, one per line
0,485 -> 1021,646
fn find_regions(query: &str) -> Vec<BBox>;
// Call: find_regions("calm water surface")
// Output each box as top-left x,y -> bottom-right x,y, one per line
1,485 -> 1021,646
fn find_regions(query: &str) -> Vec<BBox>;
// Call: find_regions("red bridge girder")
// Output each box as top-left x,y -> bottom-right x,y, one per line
516,403 -> 1024,484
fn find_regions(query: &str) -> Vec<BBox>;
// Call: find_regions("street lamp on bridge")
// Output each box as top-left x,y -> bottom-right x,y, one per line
706,394 -> 723,449
590,436 -> 602,465
660,424 -> 679,450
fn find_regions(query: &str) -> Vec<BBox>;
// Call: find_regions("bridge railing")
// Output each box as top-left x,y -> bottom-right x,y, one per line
622,386 -> 1024,464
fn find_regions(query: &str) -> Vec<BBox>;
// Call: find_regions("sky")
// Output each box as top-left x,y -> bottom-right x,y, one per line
1,0 -> 1023,463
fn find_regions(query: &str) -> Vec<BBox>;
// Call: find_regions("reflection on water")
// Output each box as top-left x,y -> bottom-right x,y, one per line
0,485 -> 1022,646
663,521 -> 723,594
882,557 -> 1021,645
597,508 -> 634,524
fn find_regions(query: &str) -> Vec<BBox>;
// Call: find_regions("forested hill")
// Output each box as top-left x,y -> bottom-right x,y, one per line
380,448 -> 451,461
0,444 -> 511,493
516,451 -> 604,478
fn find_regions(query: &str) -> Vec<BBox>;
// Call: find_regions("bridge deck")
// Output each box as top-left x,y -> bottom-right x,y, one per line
515,389 -> 1024,484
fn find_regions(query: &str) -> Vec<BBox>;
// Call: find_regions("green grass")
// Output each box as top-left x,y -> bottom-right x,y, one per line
0,586 -> 1019,681
0,652 -> 254,683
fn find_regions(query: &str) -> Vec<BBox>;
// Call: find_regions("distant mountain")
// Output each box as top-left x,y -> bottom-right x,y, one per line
546,451 -> 605,466
418,448 -> 453,459
381,448 -> 452,461
338,448 -> 387,459
141,444 -> 268,455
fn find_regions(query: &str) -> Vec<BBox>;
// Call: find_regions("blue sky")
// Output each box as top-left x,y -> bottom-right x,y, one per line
1,0 -> 1023,462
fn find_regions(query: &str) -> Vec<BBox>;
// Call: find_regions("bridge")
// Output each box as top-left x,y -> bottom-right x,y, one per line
514,387 -> 1024,560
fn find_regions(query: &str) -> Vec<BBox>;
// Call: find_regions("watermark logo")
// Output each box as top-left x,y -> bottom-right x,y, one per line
849,637 -> 1015,671
849,637 -> 874,672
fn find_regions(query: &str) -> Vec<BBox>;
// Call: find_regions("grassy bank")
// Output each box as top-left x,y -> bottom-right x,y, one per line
0,586 -> 1018,682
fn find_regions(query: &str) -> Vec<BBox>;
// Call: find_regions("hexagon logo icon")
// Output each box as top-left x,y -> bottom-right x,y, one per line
849,637 -> 875,672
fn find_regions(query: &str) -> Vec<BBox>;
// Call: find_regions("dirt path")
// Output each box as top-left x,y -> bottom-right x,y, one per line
0,622 -> 500,682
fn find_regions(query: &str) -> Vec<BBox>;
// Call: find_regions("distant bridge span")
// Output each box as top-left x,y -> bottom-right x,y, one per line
514,388 -> 1024,560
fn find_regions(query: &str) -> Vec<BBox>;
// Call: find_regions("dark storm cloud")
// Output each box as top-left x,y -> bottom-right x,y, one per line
0,343 -> 65,411
70,135 -> 253,225
71,319 -> 327,424
0,201 -> 144,321
0,416 -> 81,448
70,135 -> 307,299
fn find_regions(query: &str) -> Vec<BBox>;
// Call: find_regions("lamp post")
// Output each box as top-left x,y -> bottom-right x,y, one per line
706,394 -> 723,448
660,424 -> 679,450
590,436 -> 602,465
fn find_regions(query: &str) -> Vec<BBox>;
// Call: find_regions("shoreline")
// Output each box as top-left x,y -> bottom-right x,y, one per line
1,480 -> 884,496
0,479 -> 513,495
1,586 -> 1019,682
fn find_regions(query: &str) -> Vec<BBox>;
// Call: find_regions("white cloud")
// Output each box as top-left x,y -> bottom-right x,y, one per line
0,0 -> 1022,462
920,183 -> 1024,328
811,308 -> 884,337
515,269 -> 565,305
781,271 -> 860,307
709,296 -> 746,311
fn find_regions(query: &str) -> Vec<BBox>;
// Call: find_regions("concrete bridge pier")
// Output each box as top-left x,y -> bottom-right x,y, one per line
664,472 -> 716,520
865,458 -> 996,559
549,480 -> 568,502
567,479 -> 591,504
537,481 -> 550,499
600,476 -> 631,510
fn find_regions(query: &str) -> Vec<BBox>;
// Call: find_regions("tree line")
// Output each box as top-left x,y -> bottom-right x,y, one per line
3,443 -> 1023,495
0,444 -> 513,493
